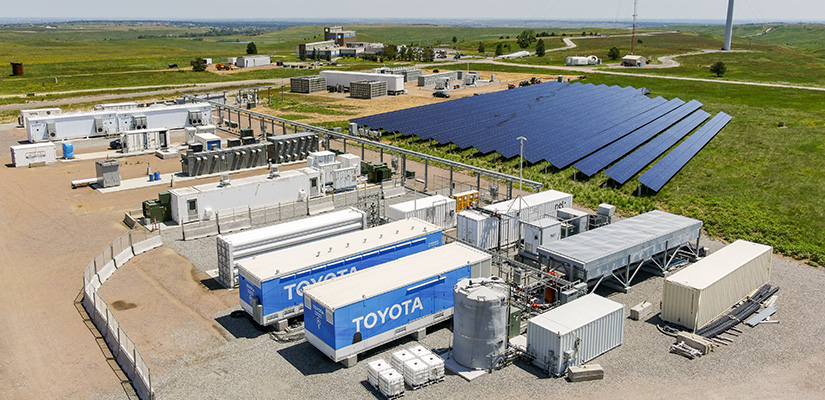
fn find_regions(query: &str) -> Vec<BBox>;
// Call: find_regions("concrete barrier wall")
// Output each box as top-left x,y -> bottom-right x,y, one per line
82,229 -> 160,400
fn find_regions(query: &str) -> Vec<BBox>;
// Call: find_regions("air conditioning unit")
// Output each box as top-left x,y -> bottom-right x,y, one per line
93,117 -> 105,134
46,122 -> 57,137
188,110 -> 204,126
132,115 -> 147,130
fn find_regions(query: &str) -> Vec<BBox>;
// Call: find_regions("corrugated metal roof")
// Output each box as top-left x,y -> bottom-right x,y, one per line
539,210 -> 701,263
305,243 -> 490,310
193,168 -> 315,194
221,208 -> 362,247
528,294 -> 623,336
484,190 -> 570,213
238,218 -> 440,282
458,210 -> 487,221
389,195 -> 454,213
27,102 -> 211,121
666,240 -> 772,290
524,217 -> 561,229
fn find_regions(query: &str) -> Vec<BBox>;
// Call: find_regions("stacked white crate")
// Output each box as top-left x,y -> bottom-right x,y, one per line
367,359 -> 393,388
402,359 -> 430,387
408,344 -> 432,358
391,349 -> 416,371
420,353 -> 445,381
378,368 -> 405,398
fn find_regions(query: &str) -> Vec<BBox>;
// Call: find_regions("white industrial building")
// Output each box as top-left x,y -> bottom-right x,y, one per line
18,108 -> 61,128
236,55 -> 271,68
496,51 -> 531,60
26,103 -> 212,143
168,168 -> 321,224
319,71 -> 405,94
9,142 -> 57,167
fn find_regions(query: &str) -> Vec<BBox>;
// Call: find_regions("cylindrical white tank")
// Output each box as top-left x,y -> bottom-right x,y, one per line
452,276 -> 509,370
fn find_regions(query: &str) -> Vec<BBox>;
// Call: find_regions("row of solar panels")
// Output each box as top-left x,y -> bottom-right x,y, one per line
351,81 -> 730,192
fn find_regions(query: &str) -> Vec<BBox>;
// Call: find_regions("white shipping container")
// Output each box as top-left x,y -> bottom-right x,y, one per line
19,108 -> 61,128
388,194 -> 457,230
456,209 -> 501,250
320,70 -> 405,92
527,294 -> 624,376
10,142 -> 57,167
522,217 -> 562,255
169,168 -> 320,224
662,240 -> 772,331
481,190 -> 573,248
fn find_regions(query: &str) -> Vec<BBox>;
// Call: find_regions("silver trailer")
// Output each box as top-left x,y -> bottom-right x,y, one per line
538,210 -> 702,291
526,293 -> 624,376
215,208 -> 367,288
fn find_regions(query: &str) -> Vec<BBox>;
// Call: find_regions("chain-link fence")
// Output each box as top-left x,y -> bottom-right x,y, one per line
82,229 -> 162,400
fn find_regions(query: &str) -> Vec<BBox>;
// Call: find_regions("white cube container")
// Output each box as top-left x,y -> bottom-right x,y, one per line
391,349 -> 416,372
421,353 -> 445,381
367,358 -> 392,388
378,368 -> 405,398
402,358 -> 430,387
388,194 -> 457,230
10,142 -> 56,167
408,345 -> 432,358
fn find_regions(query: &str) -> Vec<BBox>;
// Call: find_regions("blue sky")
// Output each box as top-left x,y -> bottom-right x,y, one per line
2,0 -> 821,23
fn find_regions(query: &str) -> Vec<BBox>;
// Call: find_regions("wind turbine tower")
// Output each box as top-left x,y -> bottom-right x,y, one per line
723,0 -> 735,50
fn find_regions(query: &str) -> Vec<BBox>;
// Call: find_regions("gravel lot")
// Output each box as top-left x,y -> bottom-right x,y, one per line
102,206 -> 825,400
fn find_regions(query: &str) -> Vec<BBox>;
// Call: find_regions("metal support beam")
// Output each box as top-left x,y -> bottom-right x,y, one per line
401,154 -> 406,186
424,159 -> 429,192
477,174 -> 481,192
723,0 -> 735,50
361,142 -> 365,160
343,138 -> 347,153
380,148 -> 384,162
449,166 -> 454,196
508,182 -> 513,200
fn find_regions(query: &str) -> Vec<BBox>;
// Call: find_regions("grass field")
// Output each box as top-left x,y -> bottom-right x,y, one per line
1,21 -> 822,265
384,62 -> 824,266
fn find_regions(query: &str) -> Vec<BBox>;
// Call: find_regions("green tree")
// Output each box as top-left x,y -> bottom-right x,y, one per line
423,47 -> 435,62
516,29 -> 537,48
608,47 -> 621,60
710,61 -> 727,77
385,44 -> 398,60
536,39 -> 546,57
192,58 -> 207,72
478,41 -> 485,53
246,42 -> 257,55
495,42 -> 504,56
452,36 -> 457,43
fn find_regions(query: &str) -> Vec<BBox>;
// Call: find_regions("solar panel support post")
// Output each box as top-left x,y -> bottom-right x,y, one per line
449,166 -> 454,196
424,159 -> 429,192
361,142 -> 365,160
508,182 -> 513,200
401,154 -> 406,187
343,138 -> 347,153
477,174 -> 481,193
282,122 -> 286,135
380,148 -> 384,162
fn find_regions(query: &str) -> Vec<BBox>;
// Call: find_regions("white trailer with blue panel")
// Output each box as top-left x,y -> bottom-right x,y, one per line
237,218 -> 442,328
303,242 -> 492,367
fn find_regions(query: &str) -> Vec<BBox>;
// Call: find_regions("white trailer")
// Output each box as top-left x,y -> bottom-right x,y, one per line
120,128 -> 170,153
94,102 -> 139,111
388,194 -> 457,230
566,56 -> 589,66
26,103 -> 212,143
662,240 -> 772,331
169,168 -> 321,224
216,208 -> 367,288
320,71 -> 405,93
18,108 -> 61,128
10,142 -> 57,167
236,55 -> 271,68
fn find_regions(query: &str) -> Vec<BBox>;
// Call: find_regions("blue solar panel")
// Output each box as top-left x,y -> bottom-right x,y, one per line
573,99 -> 703,176
349,81 -> 717,171
638,112 -> 732,191
605,110 -> 710,184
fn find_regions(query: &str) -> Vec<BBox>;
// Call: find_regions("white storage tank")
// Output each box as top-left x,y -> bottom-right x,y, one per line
378,368 -> 404,398
526,293 -> 624,376
367,359 -> 392,388
662,240 -> 772,331
10,142 -> 57,167
403,359 -> 429,387
388,194 -> 457,230
452,276 -> 509,370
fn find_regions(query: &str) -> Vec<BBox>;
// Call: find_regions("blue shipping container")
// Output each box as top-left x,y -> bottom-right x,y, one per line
237,219 -> 442,326
303,243 -> 492,364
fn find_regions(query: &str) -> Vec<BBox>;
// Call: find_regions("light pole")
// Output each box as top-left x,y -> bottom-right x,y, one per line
517,136 -> 527,212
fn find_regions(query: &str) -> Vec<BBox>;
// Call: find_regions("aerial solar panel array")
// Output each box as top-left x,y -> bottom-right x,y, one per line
351,80 -> 730,191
